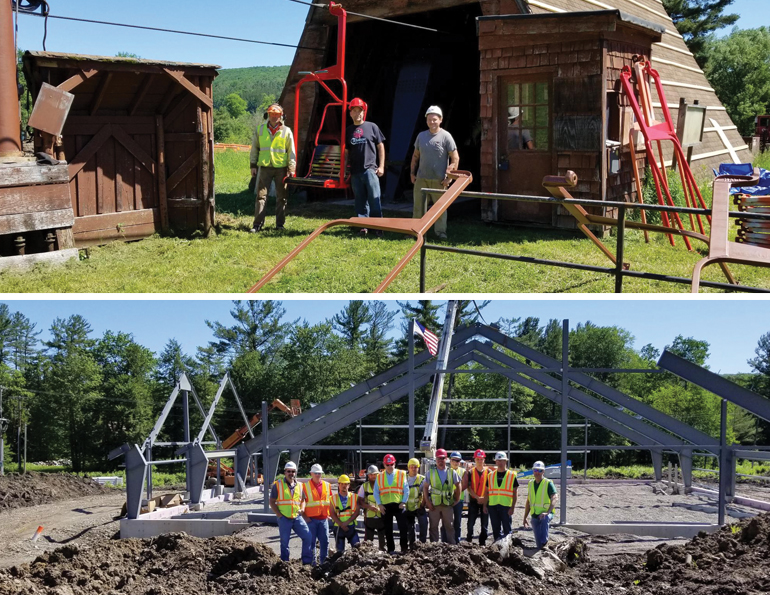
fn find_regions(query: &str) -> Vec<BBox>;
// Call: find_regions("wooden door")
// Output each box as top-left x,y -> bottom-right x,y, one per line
497,76 -> 555,225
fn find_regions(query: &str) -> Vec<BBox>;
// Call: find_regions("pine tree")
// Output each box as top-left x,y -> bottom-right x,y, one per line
663,0 -> 739,67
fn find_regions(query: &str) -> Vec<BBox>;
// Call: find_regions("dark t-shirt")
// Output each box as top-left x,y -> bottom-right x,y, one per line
346,121 -> 385,174
496,471 -> 519,489
531,479 -> 557,497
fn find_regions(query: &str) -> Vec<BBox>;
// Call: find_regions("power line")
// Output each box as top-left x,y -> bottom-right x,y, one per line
19,11 -> 325,52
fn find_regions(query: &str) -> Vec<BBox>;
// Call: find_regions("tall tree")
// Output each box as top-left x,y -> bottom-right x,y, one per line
663,0 -> 739,67
362,301 -> 397,374
332,301 -> 372,349
666,335 -> 710,367
748,331 -> 770,442
706,27 -> 770,136
206,300 -> 291,361
394,300 -> 443,357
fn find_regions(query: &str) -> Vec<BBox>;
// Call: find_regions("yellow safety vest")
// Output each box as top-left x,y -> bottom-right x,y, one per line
429,467 -> 456,506
487,469 -> 517,507
406,474 -> 425,511
377,469 -> 407,505
332,492 -> 358,526
528,478 -> 554,515
302,480 -> 331,518
274,478 -> 302,519
256,123 -> 291,168
452,465 -> 466,494
363,481 -> 381,519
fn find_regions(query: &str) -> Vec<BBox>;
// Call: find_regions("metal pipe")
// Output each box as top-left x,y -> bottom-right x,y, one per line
507,380 -> 512,461
182,389 -> 190,494
0,0 -> 22,156
262,400 -> 269,513
422,244 -> 769,293
419,245 -> 427,293
584,419 -> 588,480
560,319 -> 569,524
719,398 -> 727,526
0,387 -> 4,477
615,206 -> 626,293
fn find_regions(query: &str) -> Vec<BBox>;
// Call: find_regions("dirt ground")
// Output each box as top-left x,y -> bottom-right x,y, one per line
0,472 -> 109,512
0,478 -> 769,594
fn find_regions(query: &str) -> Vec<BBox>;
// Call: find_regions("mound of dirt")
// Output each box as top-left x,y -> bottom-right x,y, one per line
0,472 -> 109,512
587,513 -> 770,594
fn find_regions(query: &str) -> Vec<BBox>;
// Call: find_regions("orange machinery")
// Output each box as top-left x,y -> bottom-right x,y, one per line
207,398 -> 301,486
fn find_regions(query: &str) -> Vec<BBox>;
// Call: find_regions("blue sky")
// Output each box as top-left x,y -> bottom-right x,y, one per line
1,298 -> 767,374
13,0 -> 768,70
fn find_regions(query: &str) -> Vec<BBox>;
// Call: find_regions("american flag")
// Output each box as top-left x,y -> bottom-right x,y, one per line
414,321 -> 439,356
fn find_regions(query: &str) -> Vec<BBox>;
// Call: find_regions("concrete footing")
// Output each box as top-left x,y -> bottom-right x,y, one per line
562,523 -> 719,539
121,518 -> 250,539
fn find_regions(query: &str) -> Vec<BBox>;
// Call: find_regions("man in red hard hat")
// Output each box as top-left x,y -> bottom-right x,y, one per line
463,448 -> 490,545
249,103 -> 296,232
422,448 -> 461,543
344,98 -> 386,237
373,453 -> 409,554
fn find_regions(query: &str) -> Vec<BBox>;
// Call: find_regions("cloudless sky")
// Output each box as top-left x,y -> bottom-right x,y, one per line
13,0 -> 769,70
1,298 -> 767,374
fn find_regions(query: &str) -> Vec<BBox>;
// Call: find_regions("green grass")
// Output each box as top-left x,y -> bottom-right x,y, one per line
1,150 -> 769,293
9,464 -> 186,487
583,462 -> 770,481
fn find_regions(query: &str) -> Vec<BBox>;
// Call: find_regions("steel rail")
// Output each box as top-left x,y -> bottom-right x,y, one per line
248,170 -> 472,292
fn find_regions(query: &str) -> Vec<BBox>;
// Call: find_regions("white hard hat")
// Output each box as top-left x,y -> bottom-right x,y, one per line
310,463 -> 323,474
508,106 -> 520,120
284,461 -> 297,470
533,461 -> 546,471
494,451 -> 508,461
425,105 -> 443,118
367,465 -> 379,474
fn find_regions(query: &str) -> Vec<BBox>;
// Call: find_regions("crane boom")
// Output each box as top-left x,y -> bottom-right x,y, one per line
419,301 -> 459,457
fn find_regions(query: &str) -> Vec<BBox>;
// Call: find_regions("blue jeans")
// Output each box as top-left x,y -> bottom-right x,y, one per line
405,509 -> 428,547
441,500 -> 464,543
277,515 -> 312,564
530,513 -> 553,548
351,169 -> 382,218
306,517 -> 330,565
334,523 -> 360,552
488,504 -> 512,542
466,499 -> 489,545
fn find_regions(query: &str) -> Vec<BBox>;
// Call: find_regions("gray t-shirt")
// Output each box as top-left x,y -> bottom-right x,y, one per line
414,129 -> 457,181
508,128 -> 533,151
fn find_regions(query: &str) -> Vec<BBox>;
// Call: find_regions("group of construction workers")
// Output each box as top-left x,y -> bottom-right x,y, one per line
248,100 -> 458,239
269,449 -> 557,564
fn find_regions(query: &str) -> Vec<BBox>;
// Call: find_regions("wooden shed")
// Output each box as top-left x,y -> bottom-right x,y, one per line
477,10 -> 663,226
23,52 -> 219,245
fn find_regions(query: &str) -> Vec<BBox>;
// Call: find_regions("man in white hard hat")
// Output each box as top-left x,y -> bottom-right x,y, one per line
269,461 -> 313,563
523,460 -> 557,549
357,464 -> 385,550
484,451 -> 519,542
302,463 -> 332,565
507,106 -> 534,151
410,105 -> 459,240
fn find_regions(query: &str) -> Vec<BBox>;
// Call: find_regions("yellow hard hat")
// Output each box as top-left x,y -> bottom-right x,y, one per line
408,458 -> 420,467
338,474 -> 351,484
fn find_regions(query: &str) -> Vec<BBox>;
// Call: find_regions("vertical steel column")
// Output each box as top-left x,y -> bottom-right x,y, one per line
358,420 -> 363,472
507,380 -> 512,461
419,246 -> 427,293
409,321 -> 415,459
23,423 -> 27,474
0,387 -> 4,477
262,400 -> 270,512
560,319 -> 569,524
146,445 -> 153,499
718,398 -> 727,526
0,1 -> 22,157
182,389 -> 190,493
583,419 -> 588,480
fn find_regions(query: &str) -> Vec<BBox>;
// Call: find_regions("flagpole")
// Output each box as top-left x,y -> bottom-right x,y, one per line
409,320 -> 415,460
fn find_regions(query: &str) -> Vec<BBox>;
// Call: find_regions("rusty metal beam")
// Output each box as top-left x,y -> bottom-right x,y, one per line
248,171 -> 472,293
0,1 -> 21,156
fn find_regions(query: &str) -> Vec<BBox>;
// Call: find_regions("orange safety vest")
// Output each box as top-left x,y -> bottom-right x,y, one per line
332,492 -> 358,526
469,467 -> 489,498
274,478 -> 302,519
303,480 -> 331,518
376,469 -> 406,505
487,468 -> 517,507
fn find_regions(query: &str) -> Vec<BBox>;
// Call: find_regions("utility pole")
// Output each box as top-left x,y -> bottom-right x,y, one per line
0,387 -> 5,477
0,0 -> 23,157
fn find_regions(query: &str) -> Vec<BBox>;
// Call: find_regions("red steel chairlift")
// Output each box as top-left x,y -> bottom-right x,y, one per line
287,2 -> 350,191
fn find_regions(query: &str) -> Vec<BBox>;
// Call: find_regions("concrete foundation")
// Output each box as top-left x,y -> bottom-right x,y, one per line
562,523 -> 719,539
121,518 -> 250,539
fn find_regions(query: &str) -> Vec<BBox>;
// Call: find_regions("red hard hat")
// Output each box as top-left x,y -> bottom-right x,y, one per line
435,448 -> 448,458
474,449 -> 486,459
349,97 -> 366,110
383,454 -> 396,465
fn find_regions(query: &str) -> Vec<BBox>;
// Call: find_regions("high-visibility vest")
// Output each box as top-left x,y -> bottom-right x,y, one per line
377,469 -> 407,505
406,474 -> 425,511
528,478 -> 554,516
469,467 -> 489,498
256,123 -> 291,168
429,467 -> 456,506
303,480 -> 331,518
274,478 -> 302,519
332,492 -> 358,526
452,465 -> 467,494
363,481 -> 381,518
487,469 -> 517,507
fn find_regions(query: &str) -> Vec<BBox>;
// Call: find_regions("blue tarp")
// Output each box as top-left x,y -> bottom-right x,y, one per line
716,163 -> 770,196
